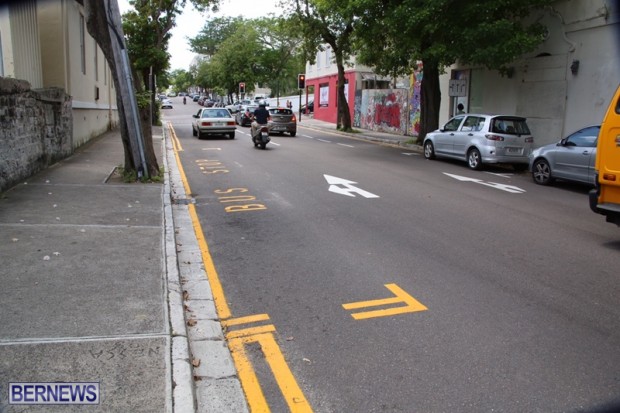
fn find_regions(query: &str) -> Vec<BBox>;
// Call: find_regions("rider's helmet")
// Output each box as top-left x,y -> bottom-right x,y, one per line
258,100 -> 266,107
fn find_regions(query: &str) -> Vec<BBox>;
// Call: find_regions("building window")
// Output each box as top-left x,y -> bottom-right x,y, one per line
94,39 -> 98,81
80,14 -> 86,75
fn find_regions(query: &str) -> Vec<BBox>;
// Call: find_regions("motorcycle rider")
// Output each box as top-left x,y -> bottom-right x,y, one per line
183,96 -> 186,104
251,100 -> 271,139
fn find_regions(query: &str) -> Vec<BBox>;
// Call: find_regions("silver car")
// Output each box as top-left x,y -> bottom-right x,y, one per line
423,114 -> 534,170
192,108 -> 236,139
268,107 -> 297,137
529,125 -> 599,186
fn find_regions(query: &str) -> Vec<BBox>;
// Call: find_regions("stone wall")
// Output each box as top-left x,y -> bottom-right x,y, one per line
0,77 -> 72,193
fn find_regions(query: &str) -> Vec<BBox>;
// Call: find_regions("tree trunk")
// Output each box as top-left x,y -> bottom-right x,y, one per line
418,59 -> 441,144
336,55 -> 351,131
83,0 -> 159,178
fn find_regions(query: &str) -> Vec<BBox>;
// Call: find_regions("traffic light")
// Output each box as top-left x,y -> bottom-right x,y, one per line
297,74 -> 305,89
239,82 -> 245,94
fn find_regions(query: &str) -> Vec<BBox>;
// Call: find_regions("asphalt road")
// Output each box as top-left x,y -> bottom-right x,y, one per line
163,100 -> 620,413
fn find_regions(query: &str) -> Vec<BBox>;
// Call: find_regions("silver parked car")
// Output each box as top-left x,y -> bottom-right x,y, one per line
192,108 -> 236,139
529,125 -> 600,186
423,114 -> 534,170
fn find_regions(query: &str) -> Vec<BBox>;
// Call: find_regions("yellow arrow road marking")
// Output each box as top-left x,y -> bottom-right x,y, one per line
343,283 -> 428,320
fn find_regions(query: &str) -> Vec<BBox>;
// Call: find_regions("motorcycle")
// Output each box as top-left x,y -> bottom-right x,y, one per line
183,96 -> 186,105
252,123 -> 270,149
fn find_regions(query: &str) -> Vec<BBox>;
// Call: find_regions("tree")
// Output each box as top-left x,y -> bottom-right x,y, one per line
254,17 -> 305,99
169,69 -> 194,94
355,0 -> 552,143
290,0 -> 359,131
84,0 -> 219,178
189,17 -> 245,57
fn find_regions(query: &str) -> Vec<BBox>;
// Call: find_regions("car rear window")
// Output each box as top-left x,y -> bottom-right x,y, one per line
491,117 -> 530,135
203,109 -> 231,118
269,109 -> 293,115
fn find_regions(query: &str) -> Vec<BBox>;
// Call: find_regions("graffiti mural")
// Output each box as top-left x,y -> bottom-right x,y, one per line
353,91 -> 363,128
358,89 -> 409,135
409,65 -> 423,137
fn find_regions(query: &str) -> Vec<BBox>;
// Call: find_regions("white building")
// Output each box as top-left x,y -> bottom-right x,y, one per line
440,0 -> 620,146
0,0 -> 118,148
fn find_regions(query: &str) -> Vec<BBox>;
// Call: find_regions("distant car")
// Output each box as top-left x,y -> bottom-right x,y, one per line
167,92 -> 177,97
529,125 -> 600,186
192,94 -> 200,102
192,108 -> 236,139
301,101 -> 314,113
161,99 -> 173,109
423,114 -> 534,170
268,107 -> 297,137
236,105 -> 258,126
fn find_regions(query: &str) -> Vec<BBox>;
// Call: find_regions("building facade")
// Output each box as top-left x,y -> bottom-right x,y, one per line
304,0 -> 619,146
439,0 -> 620,146
0,0 -> 118,148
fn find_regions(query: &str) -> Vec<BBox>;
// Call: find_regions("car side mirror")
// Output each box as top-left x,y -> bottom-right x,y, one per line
559,138 -> 567,146
193,114 -> 198,118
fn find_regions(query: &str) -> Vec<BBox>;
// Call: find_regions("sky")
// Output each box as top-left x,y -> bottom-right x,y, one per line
117,0 -> 283,71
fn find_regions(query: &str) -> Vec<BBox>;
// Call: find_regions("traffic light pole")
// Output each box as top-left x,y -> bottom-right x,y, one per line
299,88 -> 302,122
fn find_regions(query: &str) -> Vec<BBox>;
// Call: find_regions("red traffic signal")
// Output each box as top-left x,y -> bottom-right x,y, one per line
297,74 -> 305,89
239,82 -> 245,94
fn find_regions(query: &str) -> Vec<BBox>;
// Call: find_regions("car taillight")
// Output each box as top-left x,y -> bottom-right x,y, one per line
201,122 -> 211,126
227,121 -> 235,126
603,173 -> 617,181
525,137 -> 534,143
485,134 -> 504,141
292,115 -> 297,123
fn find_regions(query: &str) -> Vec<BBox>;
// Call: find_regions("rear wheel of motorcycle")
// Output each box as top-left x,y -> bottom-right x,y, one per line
260,142 -> 267,149
229,132 -> 235,139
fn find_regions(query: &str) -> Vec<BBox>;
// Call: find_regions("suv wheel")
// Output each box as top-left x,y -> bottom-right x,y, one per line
467,148 -> 482,170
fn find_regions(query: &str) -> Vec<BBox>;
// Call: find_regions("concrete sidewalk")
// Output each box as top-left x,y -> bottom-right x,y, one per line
297,116 -> 423,152
0,128 -> 247,412
0,119 -> 417,412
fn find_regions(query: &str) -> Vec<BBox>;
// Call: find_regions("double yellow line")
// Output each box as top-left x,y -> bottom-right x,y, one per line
168,123 -> 312,412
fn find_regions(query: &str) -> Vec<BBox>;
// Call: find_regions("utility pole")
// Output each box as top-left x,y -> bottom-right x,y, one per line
103,0 -> 148,179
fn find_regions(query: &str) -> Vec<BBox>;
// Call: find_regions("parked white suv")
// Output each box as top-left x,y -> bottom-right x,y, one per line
423,114 -> 534,170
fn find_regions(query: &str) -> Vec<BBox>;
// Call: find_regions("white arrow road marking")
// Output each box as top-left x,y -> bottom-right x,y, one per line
318,139 -> 332,143
302,135 -> 314,139
270,141 -> 281,146
338,143 -> 355,148
485,172 -> 513,178
443,173 -> 526,194
324,175 -> 380,198
402,152 -> 419,156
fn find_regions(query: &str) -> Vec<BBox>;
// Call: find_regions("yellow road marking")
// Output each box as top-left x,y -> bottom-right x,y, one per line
169,124 -> 312,411
226,324 -> 276,340
170,124 -> 231,319
229,333 -> 313,413
167,122 -> 183,152
342,283 -> 428,320
223,314 -> 271,328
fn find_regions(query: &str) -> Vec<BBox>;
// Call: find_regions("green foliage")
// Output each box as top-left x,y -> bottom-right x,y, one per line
189,16 -> 304,99
169,69 -> 194,93
354,0 -> 553,76
135,91 -> 152,110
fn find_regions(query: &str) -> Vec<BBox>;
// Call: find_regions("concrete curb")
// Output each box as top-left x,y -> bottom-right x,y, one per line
299,122 -> 424,152
162,126 -> 197,412
163,124 -> 249,413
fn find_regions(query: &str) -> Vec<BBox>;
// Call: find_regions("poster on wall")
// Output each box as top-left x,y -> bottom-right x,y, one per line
344,82 -> 349,103
320,85 -> 329,107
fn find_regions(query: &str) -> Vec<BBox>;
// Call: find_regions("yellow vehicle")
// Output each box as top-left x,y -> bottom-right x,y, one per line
589,85 -> 620,226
